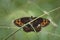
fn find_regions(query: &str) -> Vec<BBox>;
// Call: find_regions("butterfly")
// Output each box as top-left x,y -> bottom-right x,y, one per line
14,16 -> 50,32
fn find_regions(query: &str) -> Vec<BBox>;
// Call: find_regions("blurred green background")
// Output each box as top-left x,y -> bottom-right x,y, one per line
0,0 -> 60,40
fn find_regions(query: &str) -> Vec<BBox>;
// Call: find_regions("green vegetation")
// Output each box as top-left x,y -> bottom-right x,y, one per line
0,0 -> 60,40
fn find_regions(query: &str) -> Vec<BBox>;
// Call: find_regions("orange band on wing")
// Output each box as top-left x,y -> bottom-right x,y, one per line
15,20 -> 24,26
40,19 -> 49,27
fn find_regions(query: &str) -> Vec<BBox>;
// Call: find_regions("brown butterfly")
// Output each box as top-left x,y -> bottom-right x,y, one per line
14,16 -> 50,32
